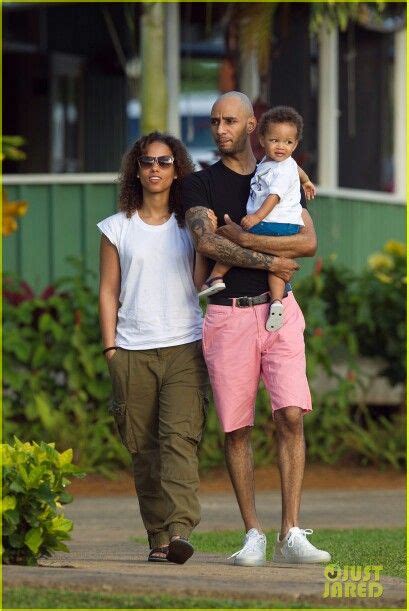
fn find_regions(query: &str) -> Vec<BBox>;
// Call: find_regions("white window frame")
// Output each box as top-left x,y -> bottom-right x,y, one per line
317,25 -> 406,203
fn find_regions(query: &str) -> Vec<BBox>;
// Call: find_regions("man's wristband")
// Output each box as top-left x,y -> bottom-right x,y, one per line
103,346 -> 117,355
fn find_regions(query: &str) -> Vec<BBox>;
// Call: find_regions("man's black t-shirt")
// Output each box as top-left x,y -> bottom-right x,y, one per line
182,160 -> 306,299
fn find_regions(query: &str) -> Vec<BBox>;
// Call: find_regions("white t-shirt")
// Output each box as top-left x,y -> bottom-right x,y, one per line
97,211 -> 203,350
246,156 -> 304,226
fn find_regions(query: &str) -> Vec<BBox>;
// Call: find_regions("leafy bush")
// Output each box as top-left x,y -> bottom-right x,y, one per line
3,262 -> 130,474
296,240 -> 406,385
2,438 -> 83,565
4,244 -> 406,473
200,242 -> 406,471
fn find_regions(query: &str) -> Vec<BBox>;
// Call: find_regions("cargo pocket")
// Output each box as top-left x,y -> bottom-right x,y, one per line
107,350 -> 138,453
189,390 -> 208,443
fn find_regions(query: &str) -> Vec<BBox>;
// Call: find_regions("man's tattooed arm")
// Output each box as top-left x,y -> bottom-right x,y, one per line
185,206 -> 299,282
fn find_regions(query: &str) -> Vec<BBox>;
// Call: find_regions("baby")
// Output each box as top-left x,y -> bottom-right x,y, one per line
199,105 -> 315,332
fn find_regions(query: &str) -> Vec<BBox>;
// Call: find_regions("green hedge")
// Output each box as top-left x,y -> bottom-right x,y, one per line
2,438 -> 83,565
3,242 -> 405,473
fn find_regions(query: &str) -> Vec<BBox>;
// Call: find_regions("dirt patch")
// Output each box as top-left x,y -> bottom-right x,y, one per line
68,464 -> 405,497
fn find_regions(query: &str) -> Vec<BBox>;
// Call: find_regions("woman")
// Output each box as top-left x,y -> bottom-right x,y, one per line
98,132 -> 208,564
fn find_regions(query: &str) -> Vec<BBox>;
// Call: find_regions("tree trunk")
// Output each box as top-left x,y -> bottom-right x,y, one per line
165,3 -> 181,137
141,3 -> 167,134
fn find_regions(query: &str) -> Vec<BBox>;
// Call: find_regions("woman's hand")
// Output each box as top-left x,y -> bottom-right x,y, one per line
207,209 -> 218,232
105,348 -> 117,361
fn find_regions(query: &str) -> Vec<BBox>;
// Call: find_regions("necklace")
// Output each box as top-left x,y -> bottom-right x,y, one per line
138,209 -> 171,225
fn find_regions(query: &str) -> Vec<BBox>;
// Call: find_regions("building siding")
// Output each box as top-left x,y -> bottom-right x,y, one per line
3,183 -> 405,290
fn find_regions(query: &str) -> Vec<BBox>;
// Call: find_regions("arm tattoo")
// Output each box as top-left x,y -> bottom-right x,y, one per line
185,207 -> 274,270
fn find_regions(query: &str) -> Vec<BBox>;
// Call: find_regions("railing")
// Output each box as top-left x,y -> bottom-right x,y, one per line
3,174 -> 405,290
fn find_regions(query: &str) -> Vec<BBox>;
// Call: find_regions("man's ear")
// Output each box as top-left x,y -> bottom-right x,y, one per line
247,115 -> 257,135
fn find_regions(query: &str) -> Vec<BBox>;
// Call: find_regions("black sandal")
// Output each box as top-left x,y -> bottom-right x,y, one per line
148,546 -> 169,562
166,538 -> 194,564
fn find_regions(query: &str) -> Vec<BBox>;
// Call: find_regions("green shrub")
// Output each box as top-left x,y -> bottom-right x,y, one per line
3,264 -> 130,474
4,244 -> 406,473
295,240 -> 406,385
200,242 -> 406,472
2,438 -> 84,565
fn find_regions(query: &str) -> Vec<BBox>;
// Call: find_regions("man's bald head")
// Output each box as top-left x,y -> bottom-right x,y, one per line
212,91 -> 254,118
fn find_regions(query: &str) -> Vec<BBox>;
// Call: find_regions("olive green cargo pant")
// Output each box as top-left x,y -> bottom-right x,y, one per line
107,340 -> 208,548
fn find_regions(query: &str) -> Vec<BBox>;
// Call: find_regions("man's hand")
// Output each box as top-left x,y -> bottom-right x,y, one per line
241,213 -> 261,231
216,214 -> 246,245
302,180 -> 316,201
270,257 -> 299,282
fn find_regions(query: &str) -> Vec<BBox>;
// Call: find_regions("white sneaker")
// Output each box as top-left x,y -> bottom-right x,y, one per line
266,301 -> 284,332
273,527 -> 331,564
228,528 -> 266,567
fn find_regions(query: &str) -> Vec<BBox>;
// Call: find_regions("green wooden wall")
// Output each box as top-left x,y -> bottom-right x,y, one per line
3,182 -> 406,291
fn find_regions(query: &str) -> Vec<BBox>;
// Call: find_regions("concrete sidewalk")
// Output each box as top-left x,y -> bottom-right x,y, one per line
4,489 -> 406,607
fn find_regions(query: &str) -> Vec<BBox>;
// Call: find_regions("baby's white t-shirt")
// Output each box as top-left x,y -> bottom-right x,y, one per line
246,156 -> 304,226
97,211 -> 203,350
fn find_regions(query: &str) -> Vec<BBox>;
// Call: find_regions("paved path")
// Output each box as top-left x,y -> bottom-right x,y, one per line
4,489 -> 406,607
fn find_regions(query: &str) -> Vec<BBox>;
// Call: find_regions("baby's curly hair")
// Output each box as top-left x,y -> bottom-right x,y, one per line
258,106 -> 303,141
118,131 -> 195,226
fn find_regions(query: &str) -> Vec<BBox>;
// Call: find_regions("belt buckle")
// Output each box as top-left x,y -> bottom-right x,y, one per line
236,296 -> 251,308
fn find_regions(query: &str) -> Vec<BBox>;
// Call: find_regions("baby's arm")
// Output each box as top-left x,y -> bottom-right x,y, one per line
297,165 -> 316,200
241,194 -> 279,230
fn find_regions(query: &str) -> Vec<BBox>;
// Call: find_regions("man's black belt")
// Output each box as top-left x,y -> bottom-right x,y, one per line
208,292 -> 271,307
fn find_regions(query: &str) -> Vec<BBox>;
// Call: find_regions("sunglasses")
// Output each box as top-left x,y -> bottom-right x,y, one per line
138,155 -> 174,168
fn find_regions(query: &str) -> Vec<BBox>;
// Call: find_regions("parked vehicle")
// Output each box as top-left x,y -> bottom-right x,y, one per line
127,91 -> 220,169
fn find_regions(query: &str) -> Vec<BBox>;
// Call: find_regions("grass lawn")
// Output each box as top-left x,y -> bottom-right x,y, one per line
3,528 -> 405,609
135,527 -> 406,579
2,587 -> 326,609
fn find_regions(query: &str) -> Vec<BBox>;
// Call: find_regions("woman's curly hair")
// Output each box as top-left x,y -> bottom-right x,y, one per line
118,131 -> 195,226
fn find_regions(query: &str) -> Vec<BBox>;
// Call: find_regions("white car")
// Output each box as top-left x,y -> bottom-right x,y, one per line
127,91 -> 220,170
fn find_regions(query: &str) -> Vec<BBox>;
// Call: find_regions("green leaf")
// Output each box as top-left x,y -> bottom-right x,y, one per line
24,528 -> 43,554
38,312 -> 53,333
57,448 -> 73,468
58,491 -> 73,504
9,532 -> 25,549
51,541 -> 70,553
27,465 -> 47,489
50,516 -> 73,534
34,393 -> 58,431
9,479 -> 26,494
32,344 -> 48,368
3,508 -> 20,526
1,496 -> 17,513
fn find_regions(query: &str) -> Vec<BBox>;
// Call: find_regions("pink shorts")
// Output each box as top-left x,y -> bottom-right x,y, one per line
202,292 -> 312,432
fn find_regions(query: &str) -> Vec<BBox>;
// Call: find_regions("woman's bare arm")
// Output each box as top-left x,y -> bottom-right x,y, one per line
99,235 -> 121,356
193,252 -> 209,290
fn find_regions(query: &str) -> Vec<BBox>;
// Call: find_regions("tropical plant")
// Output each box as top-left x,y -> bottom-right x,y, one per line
3,263 -> 130,474
2,136 -> 28,236
4,246 -> 405,474
2,438 -> 84,565
228,2 -> 387,89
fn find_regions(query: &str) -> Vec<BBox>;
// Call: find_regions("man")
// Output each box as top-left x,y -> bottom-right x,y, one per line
182,91 -> 330,566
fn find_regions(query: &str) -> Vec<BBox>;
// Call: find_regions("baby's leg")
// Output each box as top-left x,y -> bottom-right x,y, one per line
268,273 -> 285,303
266,272 -> 285,332
198,263 -> 230,298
